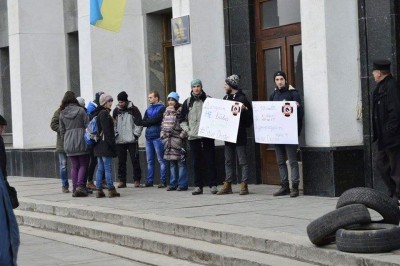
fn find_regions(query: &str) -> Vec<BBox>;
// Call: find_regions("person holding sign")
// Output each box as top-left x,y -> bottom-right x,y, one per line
270,71 -> 304,198
217,74 -> 253,195
180,79 -> 218,195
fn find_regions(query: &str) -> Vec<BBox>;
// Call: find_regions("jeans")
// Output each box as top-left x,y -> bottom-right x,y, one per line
274,144 -> 299,186
169,160 -> 188,189
117,143 -> 142,182
96,156 -> 114,190
189,138 -> 217,188
69,155 -> 89,192
145,138 -> 167,183
58,152 -> 69,188
224,143 -> 248,183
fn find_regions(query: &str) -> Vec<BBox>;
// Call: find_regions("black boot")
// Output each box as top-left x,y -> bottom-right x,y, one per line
290,183 -> 299,198
273,184 -> 290,197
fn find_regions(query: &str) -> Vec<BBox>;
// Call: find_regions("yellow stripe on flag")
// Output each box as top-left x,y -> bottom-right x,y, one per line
95,0 -> 127,32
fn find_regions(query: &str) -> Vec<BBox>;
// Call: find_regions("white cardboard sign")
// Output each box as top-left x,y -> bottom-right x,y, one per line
252,101 -> 298,144
198,98 -> 242,143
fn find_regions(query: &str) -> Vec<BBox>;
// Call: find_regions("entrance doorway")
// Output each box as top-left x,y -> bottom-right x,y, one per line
255,0 -> 303,184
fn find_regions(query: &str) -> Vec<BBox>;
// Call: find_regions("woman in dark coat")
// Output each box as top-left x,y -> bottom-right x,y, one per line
92,94 -> 120,198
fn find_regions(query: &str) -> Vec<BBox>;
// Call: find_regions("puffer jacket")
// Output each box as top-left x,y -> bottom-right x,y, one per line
60,104 -> 89,156
92,106 -> 117,157
50,108 -> 64,152
161,104 -> 187,160
142,102 -> 166,140
112,101 -> 143,144
180,90 -> 208,140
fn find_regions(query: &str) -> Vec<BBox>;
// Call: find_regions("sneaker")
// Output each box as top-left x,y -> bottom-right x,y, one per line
290,188 -> 299,198
96,189 -> 106,198
167,186 -> 177,191
216,182 -> 232,195
87,181 -> 97,190
134,180 -> 140,188
158,182 -> 167,188
108,188 -> 121,198
210,185 -> 219,194
62,187 -> 70,193
142,182 -> 153,188
192,187 -> 203,195
117,181 -> 127,188
239,182 -> 249,195
177,187 -> 188,191
273,186 -> 290,197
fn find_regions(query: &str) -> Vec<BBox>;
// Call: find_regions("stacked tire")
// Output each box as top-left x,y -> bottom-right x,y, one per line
307,187 -> 400,253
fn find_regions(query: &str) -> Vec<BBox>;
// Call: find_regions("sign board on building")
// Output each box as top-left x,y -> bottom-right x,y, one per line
198,98 -> 242,143
252,101 -> 298,144
171,15 -> 191,46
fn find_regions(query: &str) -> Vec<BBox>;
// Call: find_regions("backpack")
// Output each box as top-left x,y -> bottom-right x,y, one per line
84,116 -> 101,146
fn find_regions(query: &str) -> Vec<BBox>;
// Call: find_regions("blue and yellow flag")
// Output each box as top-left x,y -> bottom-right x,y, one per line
90,0 -> 127,32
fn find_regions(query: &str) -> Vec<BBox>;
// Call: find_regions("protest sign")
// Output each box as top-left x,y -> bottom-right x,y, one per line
252,101 -> 298,144
198,98 -> 242,143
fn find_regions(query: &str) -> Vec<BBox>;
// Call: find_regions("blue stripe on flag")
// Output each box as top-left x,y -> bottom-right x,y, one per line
90,0 -> 103,25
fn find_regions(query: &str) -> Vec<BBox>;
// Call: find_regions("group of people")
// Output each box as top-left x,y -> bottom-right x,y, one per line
50,72 -> 306,198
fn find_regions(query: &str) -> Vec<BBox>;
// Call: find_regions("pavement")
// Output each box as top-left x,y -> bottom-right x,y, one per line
8,176 -> 400,265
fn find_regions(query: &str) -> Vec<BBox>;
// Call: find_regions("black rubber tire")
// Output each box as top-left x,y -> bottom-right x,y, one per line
336,223 -> 400,253
336,187 -> 400,225
306,204 -> 371,246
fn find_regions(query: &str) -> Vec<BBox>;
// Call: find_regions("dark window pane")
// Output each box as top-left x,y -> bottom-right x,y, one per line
262,0 -> 300,29
264,48 -> 281,98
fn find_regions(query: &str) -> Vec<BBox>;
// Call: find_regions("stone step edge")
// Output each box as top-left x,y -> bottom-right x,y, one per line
17,198 -> 400,266
15,210 -> 318,266
19,225 -> 201,266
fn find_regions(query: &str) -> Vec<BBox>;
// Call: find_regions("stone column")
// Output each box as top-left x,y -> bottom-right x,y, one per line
301,0 -> 364,196
172,0 -> 226,100
8,0 -> 68,148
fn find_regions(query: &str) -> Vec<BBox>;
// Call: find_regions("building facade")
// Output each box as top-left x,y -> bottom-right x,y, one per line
0,0 -> 399,196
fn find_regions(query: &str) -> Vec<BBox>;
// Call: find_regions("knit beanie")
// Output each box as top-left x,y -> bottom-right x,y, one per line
167,91 -> 180,102
76,97 -> 85,107
95,91 -> 104,104
117,91 -> 128,101
99,94 -> 113,106
273,71 -> 287,81
0,115 -> 7,126
191,79 -> 203,88
225,74 -> 240,90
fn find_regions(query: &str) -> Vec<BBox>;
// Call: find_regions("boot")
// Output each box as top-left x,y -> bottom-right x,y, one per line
239,182 -> 249,195
117,181 -> 127,188
87,181 -> 97,190
134,180 -> 140,188
273,185 -> 290,197
108,187 -> 121,198
75,186 -> 88,197
290,184 -> 299,198
96,189 -> 105,198
217,182 -> 232,195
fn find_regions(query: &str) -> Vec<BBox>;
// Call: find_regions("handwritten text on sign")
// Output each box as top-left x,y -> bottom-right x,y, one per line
252,101 -> 298,144
198,98 -> 242,143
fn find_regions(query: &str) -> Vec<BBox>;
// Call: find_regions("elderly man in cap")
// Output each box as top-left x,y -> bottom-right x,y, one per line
217,74 -> 253,195
372,59 -> 400,202
112,91 -> 143,188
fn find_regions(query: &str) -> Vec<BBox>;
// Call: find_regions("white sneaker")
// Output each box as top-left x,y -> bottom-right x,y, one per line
210,186 -> 218,194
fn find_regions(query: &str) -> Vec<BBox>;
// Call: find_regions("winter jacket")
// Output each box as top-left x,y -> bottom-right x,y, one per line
112,101 -> 143,144
92,106 -> 117,157
0,173 -> 19,266
223,90 -> 252,146
59,104 -> 89,156
161,104 -> 188,160
372,74 -> 400,150
86,101 -> 98,115
142,102 -> 166,140
269,85 -> 304,136
50,108 -> 65,153
180,90 -> 208,140
0,136 -> 6,178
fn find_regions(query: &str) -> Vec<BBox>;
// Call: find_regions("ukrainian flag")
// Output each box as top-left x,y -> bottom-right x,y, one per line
90,0 -> 127,32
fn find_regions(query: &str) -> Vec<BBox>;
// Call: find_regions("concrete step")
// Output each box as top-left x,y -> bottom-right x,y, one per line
15,209 -> 317,266
19,225 -> 200,266
16,198 -> 400,266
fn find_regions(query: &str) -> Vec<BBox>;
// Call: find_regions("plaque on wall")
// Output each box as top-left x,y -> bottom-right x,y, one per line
172,15 -> 191,46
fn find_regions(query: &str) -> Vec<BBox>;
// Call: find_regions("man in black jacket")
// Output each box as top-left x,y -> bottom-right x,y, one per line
372,59 -> 400,202
0,115 -> 7,180
217,74 -> 253,195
